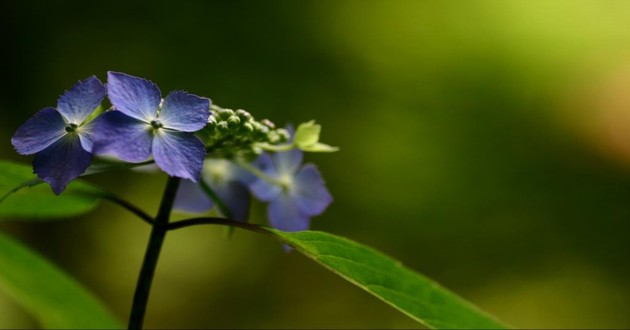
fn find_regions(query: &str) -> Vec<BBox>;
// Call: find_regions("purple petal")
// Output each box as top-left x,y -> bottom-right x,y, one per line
56,76 -> 106,124
92,111 -> 153,162
174,179 -> 214,213
292,164 -> 333,216
153,131 -> 205,181
268,194 -> 311,232
213,181 -> 250,221
11,107 -> 67,155
160,91 -> 210,132
273,149 -> 303,174
107,71 -> 160,122
33,134 -> 92,195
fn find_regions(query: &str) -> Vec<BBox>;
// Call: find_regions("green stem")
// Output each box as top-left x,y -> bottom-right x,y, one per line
198,181 -> 238,237
199,180 -> 233,219
236,159 -> 283,186
128,176 -> 181,330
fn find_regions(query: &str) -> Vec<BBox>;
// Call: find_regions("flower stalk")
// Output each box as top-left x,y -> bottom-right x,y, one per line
128,176 -> 181,330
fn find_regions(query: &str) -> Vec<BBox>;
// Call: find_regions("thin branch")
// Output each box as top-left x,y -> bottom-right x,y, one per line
167,217 -> 270,237
96,192 -> 154,225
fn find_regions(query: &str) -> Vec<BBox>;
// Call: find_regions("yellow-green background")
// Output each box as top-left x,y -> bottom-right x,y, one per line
1,1 -> 630,328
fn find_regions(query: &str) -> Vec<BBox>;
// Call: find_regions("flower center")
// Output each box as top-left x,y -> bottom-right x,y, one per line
278,173 -> 293,191
65,123 -> 78,133
202,159 -> 231,184
150,120 -> 163,129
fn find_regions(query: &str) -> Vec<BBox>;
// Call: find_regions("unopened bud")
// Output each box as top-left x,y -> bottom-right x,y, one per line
217,108 -> 235,120
261,119 -> 275,129
217,121 -> 229,133
276,128 -> 290,142
235,109 -> 252,122
267,131 -> 280,144
227,115 -> 241,126
242,122 -> 254,133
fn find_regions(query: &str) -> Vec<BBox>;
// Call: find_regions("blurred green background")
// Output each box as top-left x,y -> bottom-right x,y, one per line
1,0 -> 630,328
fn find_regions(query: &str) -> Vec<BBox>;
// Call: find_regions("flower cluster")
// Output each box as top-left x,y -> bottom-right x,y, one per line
12,72 -> 334,232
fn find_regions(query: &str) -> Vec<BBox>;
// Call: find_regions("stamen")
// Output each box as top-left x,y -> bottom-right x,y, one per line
150,120 -> 163,129
65,123 -> 78,133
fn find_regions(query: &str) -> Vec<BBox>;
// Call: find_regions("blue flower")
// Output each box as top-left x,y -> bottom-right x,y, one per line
174,159 -> 253,221
11,76 -> 106,194
250,149 -> 332,231
93,72 -> 210,181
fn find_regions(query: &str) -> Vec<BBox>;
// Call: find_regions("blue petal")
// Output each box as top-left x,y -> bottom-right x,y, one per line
253,152 -> 274,171
107,71 -> 161,122
153,131 -> 205,181
226,161 -> 257,185
56,76 -> 106,124
250,178 -> 281,202
33,134 -> 92,195
268,194 -> 311,232
11,107 -> 67,155
249,154 -> 282,201
273,149 -> 303,174
292,164 -> 332,216
77,119 -> 96,152
160,91 -> 210,132
213,181 -> 250,221
92,111 -> 153,162
173,179 -> 214,213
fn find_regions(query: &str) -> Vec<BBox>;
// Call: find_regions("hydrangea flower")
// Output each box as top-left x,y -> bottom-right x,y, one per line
174,159 -> 253,221
250,149 -> 332,231
11,76 -> 106,194
93,72 -> 210,181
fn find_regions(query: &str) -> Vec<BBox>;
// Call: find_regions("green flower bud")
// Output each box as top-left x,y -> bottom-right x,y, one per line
268,131 -> 280,144
217,121 -> 230,133
236,109 -> 252,122
227,115 -> 241,126
242,122 -> 254,133
261,119 -> 275,129
217,108 -> 235,120
276,128 -> 290,143
256,122 -> 270,134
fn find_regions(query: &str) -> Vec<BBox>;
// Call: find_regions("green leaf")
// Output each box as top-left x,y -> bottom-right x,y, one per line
0,161 -> 100,220
299,142 -> 340,152
293,120 -> 321,148
293,121 -> 339,153
0,231 -> 121,329
263,229 -> 508,329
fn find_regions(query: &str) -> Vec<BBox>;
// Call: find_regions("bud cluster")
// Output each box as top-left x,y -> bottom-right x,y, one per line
200,105 -> 290,159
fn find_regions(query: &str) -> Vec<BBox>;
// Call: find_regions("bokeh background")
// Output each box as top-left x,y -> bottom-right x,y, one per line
1,0 -> 630,328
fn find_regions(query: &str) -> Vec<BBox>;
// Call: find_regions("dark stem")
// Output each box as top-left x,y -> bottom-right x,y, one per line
98,192 -> 153,225
167,217 -> 270,237
128,176 -> 181,330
